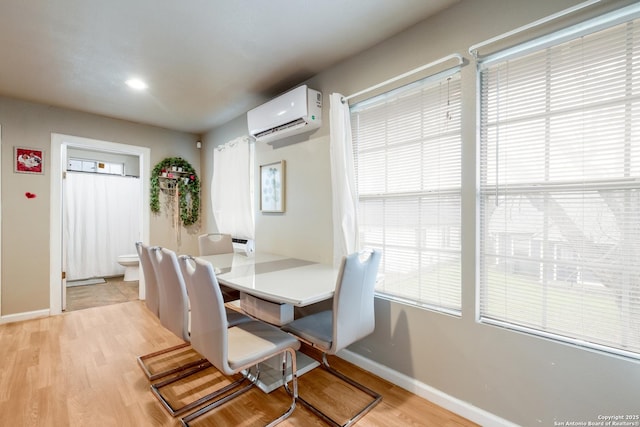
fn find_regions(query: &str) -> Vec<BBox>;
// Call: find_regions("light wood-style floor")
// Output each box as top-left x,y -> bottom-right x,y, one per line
0,300 -> 478,427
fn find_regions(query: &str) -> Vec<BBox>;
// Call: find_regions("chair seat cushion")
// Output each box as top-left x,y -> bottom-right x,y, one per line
226,309 -> 251,327
227,321 -> 301,372
281,310 -> 332,351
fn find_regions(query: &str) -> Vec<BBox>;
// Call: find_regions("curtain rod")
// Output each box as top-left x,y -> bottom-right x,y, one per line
469,0 -> 602,58
342,53 -> 466,103
216,135 -> 250,151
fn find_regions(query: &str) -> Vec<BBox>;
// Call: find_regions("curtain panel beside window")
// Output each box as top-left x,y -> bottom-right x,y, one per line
330,93 -> 359,268
211,136 -> 255,240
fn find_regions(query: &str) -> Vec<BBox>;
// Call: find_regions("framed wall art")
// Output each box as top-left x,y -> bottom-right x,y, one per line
14,147 -> 44,174
260,160 -> 285,213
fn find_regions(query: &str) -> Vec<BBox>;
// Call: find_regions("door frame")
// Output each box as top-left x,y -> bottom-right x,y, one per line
0,125 -> 2,317
49,133 -> 150,315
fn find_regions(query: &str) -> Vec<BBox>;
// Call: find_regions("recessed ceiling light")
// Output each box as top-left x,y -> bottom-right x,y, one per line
125,78 -> 148,90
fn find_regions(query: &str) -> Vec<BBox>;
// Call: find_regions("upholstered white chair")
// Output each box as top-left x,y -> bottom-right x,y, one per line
136,242 -> 204,381
177,255 -> 300,427
136,242 -> 159,317
282,249 -> 382,427
149,247 -> 250,417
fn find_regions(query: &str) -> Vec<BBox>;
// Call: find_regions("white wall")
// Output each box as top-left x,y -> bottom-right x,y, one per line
203,0 -> 640,425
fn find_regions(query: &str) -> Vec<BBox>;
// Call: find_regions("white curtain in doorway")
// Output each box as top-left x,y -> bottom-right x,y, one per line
211,136 -> 255,240
330,93 -> 359,267
65,173 -> 141,280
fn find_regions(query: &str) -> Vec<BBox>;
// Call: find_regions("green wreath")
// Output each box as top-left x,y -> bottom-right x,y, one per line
150,157 -> 200,226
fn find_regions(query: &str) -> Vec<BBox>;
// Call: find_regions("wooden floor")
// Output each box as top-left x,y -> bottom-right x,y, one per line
0,300 -> 478,427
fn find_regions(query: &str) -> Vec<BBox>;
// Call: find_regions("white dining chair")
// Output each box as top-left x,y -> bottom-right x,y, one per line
136,241 -> 159,317
177,255 -> 300,427
136,242 -> 204,381
149,247 -> 250,417
282,249 -> 382,427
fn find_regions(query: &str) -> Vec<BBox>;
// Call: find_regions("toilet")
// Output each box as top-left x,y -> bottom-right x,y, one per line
117,254 -> 140,281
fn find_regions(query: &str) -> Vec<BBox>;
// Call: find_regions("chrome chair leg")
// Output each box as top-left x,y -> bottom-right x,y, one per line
181,349 -> 298,427
137,342 -> 208,381
291,352 -> 382,427
180,384 -> 256,426
150,361 -> 248,417
180,371 -> 257,427
268,348 -> 298,427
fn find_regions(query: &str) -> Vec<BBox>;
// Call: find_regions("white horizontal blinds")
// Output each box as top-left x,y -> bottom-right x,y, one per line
479,17 -> 640,357
351,72 -> 462,314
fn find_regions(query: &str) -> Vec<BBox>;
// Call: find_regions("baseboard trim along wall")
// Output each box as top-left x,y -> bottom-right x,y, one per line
0,309 -> 49,325
339,349 -> 519,427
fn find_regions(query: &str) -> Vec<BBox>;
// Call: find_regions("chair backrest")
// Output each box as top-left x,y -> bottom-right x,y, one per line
135,241 -> 160,318
331,249 -> 381,354
149,247 -> 190,342
198,233 -> 234,256
178,255 -> 232,375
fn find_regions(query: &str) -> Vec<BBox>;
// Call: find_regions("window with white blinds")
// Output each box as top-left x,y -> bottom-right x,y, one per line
478,15 -> 640,358
351,71 -> 462,314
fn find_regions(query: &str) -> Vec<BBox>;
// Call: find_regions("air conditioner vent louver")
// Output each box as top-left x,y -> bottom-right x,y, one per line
254,118 -> 307,139
248,85 -> 322,143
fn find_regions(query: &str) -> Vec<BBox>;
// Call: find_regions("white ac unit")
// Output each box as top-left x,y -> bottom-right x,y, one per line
247,85 -> 322,143
232,237 -> 255,254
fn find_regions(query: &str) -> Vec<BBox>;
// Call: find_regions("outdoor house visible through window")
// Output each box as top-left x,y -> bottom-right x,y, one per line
350,69 -> 462,314
477,5 -> 640,358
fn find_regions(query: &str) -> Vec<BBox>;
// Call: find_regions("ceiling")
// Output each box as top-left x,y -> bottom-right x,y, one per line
0,0 -> 457,134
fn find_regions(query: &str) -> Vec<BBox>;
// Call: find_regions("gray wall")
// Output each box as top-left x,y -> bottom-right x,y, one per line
0,96 -> 201,315
202,0 -> 640,425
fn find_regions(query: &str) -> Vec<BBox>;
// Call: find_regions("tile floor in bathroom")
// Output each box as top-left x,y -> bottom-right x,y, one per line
65,276 -> 138,312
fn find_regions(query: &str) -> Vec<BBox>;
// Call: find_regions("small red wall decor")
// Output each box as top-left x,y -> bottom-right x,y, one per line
14,147 -> 44,174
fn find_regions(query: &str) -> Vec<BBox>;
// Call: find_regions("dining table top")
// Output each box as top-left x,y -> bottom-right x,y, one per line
197,252 -> 340,307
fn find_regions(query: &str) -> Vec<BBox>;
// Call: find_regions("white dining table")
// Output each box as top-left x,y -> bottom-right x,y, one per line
198,251 -> 340,307
197,251 -> 340,393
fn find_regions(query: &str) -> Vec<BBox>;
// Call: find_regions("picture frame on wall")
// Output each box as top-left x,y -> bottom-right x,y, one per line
260,160 -> 285,213
14,147 -> 44,174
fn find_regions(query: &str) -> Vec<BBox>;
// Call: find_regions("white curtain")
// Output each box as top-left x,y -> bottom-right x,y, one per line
211,136 -> 255,240
65,173 -> 141,280
330,93 -> 359,267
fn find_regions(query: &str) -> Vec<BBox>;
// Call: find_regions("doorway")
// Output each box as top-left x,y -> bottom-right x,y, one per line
50,133 -> 150,315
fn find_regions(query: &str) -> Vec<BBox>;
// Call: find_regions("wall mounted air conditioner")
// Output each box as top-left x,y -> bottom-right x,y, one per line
232,237 -> 255,254
247,85 -> 322,143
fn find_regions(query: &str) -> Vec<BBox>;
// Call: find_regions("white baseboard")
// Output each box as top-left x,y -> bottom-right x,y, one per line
338,349 -> 519,427
0,309 -> 50,325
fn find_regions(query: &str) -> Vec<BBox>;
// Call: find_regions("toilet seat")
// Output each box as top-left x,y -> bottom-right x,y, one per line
118,254 -> 139,265
117,254 -> 140,281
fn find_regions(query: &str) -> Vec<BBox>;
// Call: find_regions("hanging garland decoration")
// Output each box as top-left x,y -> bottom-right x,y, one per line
150,157 -> 200,226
